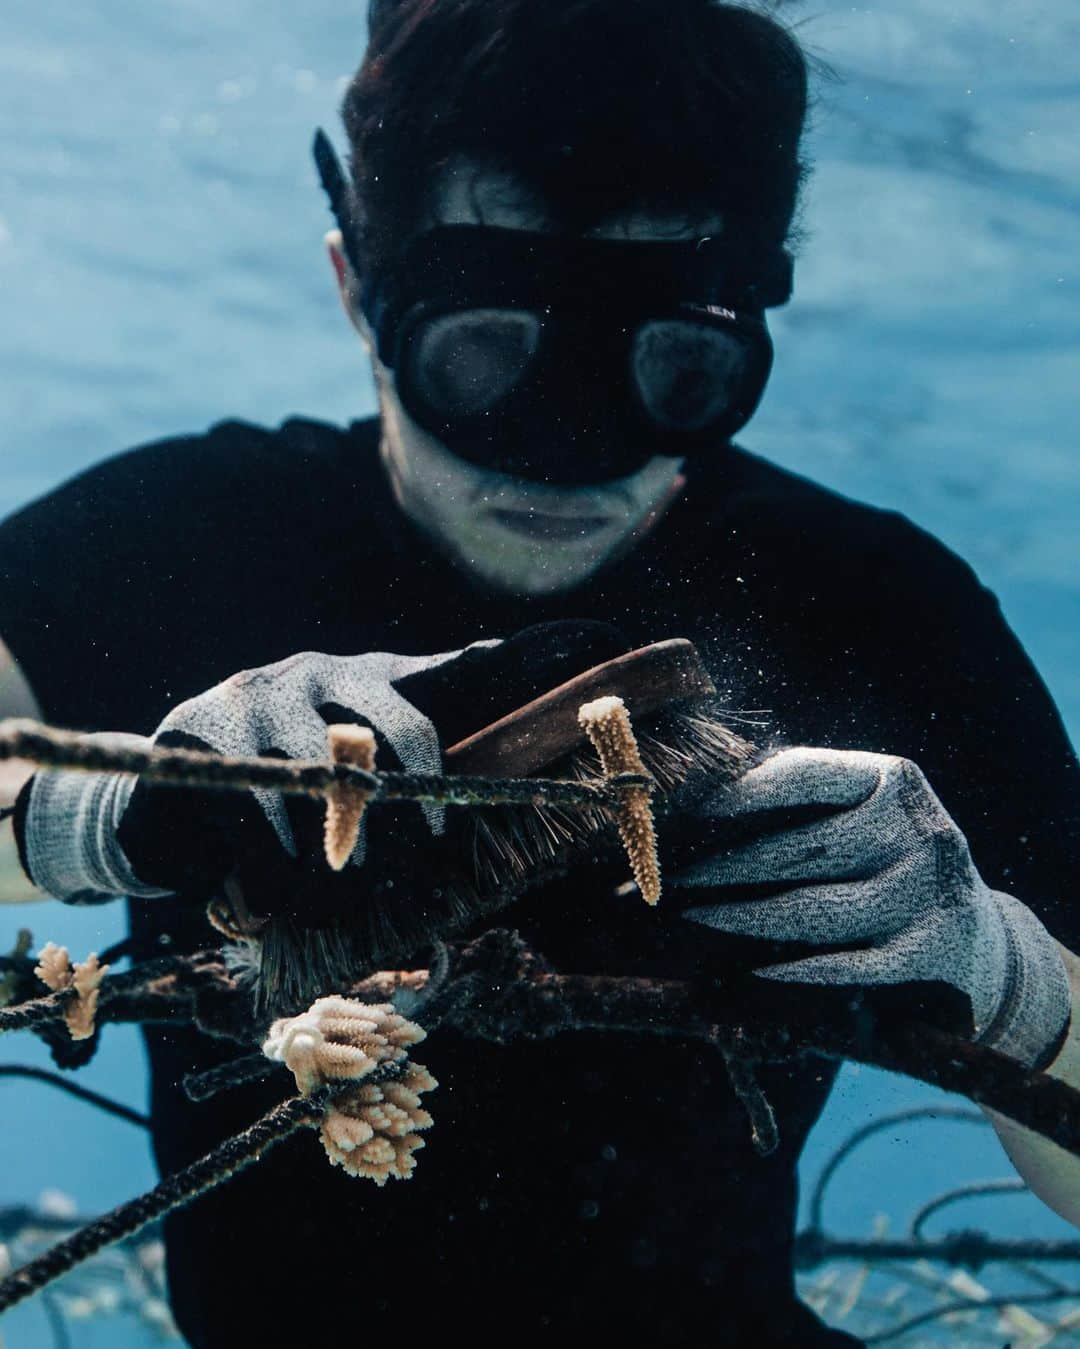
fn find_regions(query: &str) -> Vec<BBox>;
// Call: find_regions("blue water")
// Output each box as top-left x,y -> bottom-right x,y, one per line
2,2 -> 1079,1343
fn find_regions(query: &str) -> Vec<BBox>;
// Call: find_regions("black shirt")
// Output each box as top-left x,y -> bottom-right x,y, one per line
1,415 -> 1077,1347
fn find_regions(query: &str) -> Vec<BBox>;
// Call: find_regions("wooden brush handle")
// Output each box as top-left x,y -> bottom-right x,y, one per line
445,638 -> 716,778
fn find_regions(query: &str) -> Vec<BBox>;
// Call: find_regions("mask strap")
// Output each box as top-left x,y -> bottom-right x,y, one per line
312,128 -> 367,284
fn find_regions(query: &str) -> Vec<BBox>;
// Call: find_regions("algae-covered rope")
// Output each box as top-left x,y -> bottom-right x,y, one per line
182,1052 -> 276,1102
2,929 -> 1080,1318
0,717 -> 648,811
0,951 -> 230,1039
0,1089 -> 327,1315
4,933 -> 1080,1160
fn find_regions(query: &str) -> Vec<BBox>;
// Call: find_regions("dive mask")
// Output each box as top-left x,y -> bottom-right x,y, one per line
315,129 -> 792,485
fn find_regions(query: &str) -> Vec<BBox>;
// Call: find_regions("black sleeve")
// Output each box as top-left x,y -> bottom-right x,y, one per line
717,467 -> 1080,956
0,435 -> 186,728
0,416 -> 356,734
936,581 -> 1080,950
849,512 -> 1080,954
0,422 -> 250,731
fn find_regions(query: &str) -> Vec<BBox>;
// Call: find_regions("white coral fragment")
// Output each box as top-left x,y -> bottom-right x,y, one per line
261,996 -> 426,1096
263,997 -> 435,1183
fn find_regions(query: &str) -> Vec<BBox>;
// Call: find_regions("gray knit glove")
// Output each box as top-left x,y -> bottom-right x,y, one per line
146,646 -> 494,858
672,747 -> 1071,1068
19,733 -> 171,904
19,644 -> 495,903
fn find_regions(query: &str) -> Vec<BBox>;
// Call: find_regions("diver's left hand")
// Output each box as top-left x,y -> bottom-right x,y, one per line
671,747 -> 1070,1067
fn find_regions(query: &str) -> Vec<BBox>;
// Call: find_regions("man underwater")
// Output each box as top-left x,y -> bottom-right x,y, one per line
1,0 -> 1079,1343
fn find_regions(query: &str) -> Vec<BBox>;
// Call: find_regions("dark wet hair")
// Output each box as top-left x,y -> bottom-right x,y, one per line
341,0 -> 809,277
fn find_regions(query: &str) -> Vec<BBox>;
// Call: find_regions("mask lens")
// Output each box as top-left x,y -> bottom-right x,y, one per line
631,317 -> 750,432
409,309 -> 541,417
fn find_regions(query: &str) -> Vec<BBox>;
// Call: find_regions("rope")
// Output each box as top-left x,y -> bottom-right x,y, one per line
0,1065 -> 150,1129
794,1230 -> 1080,1271
0,989 -> 73,1034
97,936 -> 136,967
3,931 -> 1080,1318
182,1053 -> 277,1103
0,1089 -> 326,1314
909,1177 -> 1029,1240
863,1289 -> 1080,1345
805,1106 -> 987,1234
0,953 -> 199,1040
0,718 -> 648,811
717,1036 -> 779,1157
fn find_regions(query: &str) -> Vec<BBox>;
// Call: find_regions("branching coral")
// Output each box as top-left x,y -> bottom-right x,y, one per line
33,944 -> 108,1042
7,930 -> 1080,1316
324,724 -> 377,870
261,995 -> 426,1095
33,944 -> 71,994
261,997 -> 435,1183
321,1062 -> 437,1185
578,695 -> 661,904
6,712 -> 1080,1313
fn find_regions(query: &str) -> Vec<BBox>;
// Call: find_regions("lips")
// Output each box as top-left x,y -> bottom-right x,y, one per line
488,508 -> 612,540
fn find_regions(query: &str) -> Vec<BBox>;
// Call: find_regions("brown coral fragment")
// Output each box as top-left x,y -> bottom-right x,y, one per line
34,943 -> 109,1041
577,695 -> 662,905
320,1061 -> 437,1185
67,955 -> 107,1041
323,724 -> 377,871
34,941 -> 72,994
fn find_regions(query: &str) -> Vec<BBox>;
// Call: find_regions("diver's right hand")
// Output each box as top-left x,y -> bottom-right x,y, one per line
116,646 -> 493,906
15,621 -> 634,913
15,645 -> 489,910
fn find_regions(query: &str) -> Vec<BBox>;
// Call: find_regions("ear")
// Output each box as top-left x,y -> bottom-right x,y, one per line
325,228 -> 372,347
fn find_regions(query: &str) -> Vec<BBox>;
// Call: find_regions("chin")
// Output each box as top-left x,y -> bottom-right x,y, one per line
456,536 -> 617,597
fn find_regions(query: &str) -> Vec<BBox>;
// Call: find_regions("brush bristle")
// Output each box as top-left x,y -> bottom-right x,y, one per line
468,705 -> 751,894
252,706 -> 754,1014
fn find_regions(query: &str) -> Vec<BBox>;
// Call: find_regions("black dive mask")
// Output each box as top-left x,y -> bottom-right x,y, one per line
315,129 -> 793,485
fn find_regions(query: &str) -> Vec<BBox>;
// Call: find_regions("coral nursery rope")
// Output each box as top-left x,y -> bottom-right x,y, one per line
0,1064 -> 150,1129
4,712 -> 1080,1315
0,987 -> 73,1033
0,952 -> 206,1038
0,718 -> 647,811
0,713 -> 660,909
182,1052 -> 277,1103
2,931 -> 1080,1317
0,1090 -> 326,1314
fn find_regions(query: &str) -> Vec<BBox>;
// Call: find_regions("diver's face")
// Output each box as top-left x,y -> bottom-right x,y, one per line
329,161 -> 724,597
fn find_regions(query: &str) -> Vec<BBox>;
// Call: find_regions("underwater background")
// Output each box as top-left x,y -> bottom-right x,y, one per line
1,1 -> 1078,1342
